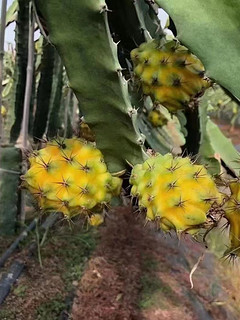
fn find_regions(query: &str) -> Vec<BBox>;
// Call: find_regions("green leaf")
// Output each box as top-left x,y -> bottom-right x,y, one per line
155,0 -> 240,101
6,0 -> 18,27
199,94 -> 240,176
206,119 -> 240,176
0,147 -> 21,235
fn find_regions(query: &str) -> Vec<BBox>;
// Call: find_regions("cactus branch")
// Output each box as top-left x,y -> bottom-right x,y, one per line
34,0 -> 145,172
21,2 -> 34,149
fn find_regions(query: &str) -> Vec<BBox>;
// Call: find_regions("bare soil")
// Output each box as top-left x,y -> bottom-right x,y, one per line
71,207 -> 240,320
0,206 -> 240,320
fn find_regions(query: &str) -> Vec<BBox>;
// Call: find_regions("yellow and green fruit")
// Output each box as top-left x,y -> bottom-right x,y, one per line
1,106 -> 7,117
130,153 -> 222,233
22,138 -> 122,223
223,181 -> 240,257
148,106 -> 168,127
79,120 -> 95,142
131,39 -> 210,113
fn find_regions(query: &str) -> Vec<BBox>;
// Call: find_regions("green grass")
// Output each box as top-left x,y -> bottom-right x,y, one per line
139,255 -> 180,310
0,225 -> 98,320
36,295 -> 66,320
35,228 -> 98,319
53,229 -> 97,291
0,309 -> 16,320
13,284 -> 28,297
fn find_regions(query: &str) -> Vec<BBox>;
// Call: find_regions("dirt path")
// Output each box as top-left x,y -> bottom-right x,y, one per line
0,221 -> 97,320
71,207 -> 145,320
1,206 -> 239,319
71,206 -> 240,320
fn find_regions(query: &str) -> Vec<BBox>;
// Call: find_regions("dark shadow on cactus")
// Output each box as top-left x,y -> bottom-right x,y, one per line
183,106 -> 200,156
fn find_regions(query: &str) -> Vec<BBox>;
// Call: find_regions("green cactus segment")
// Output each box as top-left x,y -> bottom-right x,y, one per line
224,182 -> 240,257
199,96 -> 240,176
133,0 -> 163,40
34,0 -> 145,173
33,39 -> 55,142
10,0 -> 29,143
0,147 -> 21,235
47,53 -> 63,138
137,112 -> 185,155
155,0 -> 240,102
131,89 -> 185,155
5,0 -> 18,27
106,0 -> 146,49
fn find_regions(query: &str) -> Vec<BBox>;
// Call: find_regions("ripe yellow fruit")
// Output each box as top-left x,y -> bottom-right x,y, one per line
88,214 -> 104,226
23,138 -> 122,219
130,153 -> 222,233
131,39 -> 210,113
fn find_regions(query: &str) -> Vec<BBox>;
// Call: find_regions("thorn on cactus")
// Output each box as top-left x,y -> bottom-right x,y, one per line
167,162 -> 181,173
172,77 -> 182,87
167,180 -> 178,190
128,108 -> 138,117
160,57 -> 170,65
175,197 -> 187,208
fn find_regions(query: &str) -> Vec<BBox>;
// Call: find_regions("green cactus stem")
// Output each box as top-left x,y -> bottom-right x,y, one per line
10,0 -> 29,143
33,38 -> 55,143
34,0 -> 145,173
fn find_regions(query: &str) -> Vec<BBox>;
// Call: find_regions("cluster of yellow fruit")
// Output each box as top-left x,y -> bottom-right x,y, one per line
22,138 -> 122,225
131,39 -> 210,113
130,153 -> 222,234
23,137 -> 240,259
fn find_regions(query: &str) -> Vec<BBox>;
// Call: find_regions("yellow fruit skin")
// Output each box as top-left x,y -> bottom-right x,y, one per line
148,108 -> 168,127
23,138 -> 122,220
1,106 -> 7,117
131,39 -> 210,113
224,182 -> 240,257
130,154 -> 221,233
88,214 -> 104,226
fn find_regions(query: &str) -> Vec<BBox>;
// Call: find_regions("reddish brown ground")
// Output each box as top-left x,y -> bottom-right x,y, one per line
71,207 -> 240,320
0,206 -> 240,319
